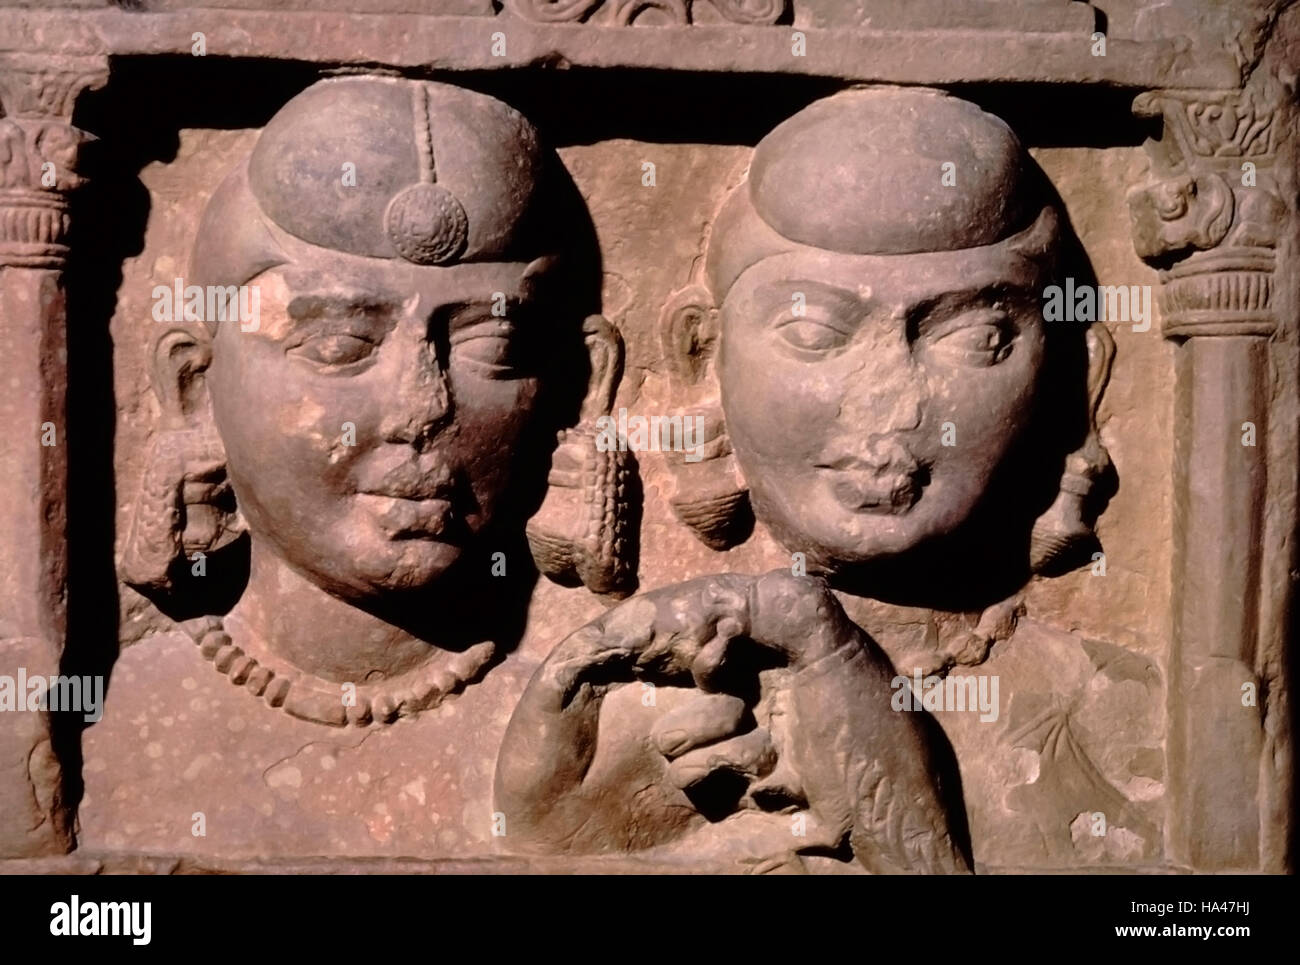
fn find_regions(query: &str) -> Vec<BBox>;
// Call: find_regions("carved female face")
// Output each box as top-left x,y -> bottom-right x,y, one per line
716,239 -> 1049,569
205,250 -> 546,602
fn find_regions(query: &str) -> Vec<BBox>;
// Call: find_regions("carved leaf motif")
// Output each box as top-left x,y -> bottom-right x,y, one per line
1006,702 -> 1158,862
0,120 -> 26,188
0,118 -> 85,192
1137,89 -> 1280,167
0,67 -> 106,121
1183,100 -> 1273,158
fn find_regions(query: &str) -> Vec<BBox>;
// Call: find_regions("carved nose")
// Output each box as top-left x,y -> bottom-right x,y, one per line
380,339 -> 452,448
868,375 -> 926,438
845,320 -> 928,439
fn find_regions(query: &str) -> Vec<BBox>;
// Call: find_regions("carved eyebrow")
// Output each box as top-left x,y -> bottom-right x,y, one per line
755,280 -> 863,312
285,293 -> 406,321
907,284 -> 1035,325
436,297 -> 529,331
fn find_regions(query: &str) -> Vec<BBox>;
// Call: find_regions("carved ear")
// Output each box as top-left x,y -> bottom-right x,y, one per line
579,315 -> 623,421
150,327 -> 212,429
659,283 -> 719,387
1083,319 -> 1116,433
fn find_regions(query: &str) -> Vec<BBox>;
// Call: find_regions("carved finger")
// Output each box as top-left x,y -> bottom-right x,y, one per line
537,575 -> 761,702
666,728 -> 775,790
650,692 -> 748,759
688,616 -> 746,691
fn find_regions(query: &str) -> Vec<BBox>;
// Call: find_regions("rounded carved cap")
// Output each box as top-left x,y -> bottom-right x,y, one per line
246,76 -> 545,264
747,86 -> 1034,255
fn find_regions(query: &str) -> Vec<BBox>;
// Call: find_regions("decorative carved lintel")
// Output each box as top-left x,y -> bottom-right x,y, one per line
505,0 -> 789,26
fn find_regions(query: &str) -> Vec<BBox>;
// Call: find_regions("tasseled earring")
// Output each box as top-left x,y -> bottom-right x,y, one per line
665,403 -> 753,551
1030,322 -> 1116,576
526,316 -> 639,598
120,422 -> 246,593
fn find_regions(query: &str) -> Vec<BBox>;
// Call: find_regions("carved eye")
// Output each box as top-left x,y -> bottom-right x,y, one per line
775,318 -> 852,354
450,320 -> 526,378
925,311 -> 1015,367
289,333 -> 377,368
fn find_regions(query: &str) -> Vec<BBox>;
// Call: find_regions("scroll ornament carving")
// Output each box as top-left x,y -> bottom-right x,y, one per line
505,0 -> 786,26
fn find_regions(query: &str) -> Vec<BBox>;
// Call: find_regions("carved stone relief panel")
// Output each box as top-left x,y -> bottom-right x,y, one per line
0,0 -> 1294,877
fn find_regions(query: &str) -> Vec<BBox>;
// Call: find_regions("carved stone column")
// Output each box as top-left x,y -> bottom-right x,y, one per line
0,53 -> 105,857
1128,74 -> 1293,871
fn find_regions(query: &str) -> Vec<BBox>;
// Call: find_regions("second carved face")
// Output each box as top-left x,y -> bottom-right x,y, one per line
719,238 -> 1051,567
666,86 -> 1110,585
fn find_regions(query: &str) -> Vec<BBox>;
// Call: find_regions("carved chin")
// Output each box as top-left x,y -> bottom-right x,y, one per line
259,498 -> 476,597
350,539 -> 465,593
755,485 -> 957,568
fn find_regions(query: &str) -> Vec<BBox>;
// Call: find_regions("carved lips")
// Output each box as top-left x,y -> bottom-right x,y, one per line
357,494 -> 454,540
356,457 -> 459,539
815,447 -> 927,515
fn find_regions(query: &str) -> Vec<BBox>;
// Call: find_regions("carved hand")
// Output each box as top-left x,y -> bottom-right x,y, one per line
494,571 -> 971,872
